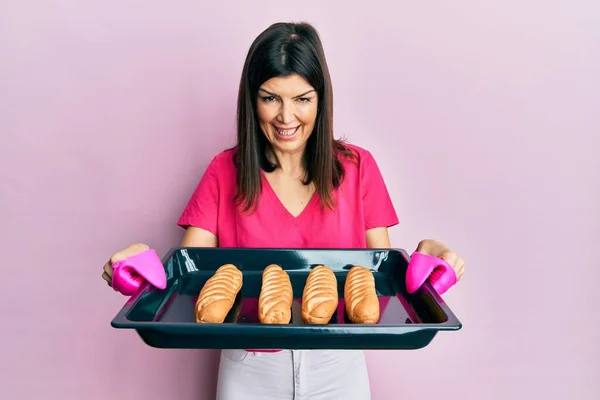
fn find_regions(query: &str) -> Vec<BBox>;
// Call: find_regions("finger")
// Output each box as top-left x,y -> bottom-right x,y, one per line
454,258 -> 465,281
109,252 -> 128,265
102,271 -> 112,286
109,243 -> 150,265
440,250 -> 459,267
105,243 -> 150,274
103,262 -> 114,276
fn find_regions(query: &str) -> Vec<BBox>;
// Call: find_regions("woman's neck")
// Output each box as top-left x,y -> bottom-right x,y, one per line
267,147 -> 305,178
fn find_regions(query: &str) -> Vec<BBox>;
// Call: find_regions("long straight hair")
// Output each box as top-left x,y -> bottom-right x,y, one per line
234,22 -> 357,213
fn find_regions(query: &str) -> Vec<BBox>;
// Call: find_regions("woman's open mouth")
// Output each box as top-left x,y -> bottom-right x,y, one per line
274,125 -> 300,140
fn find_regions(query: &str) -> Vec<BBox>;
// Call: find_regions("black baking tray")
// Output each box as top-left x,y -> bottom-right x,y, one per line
111,247 -> 462,350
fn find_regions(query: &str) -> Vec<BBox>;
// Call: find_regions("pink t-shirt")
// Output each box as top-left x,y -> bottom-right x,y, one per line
177,143 -> 399,247
177,143 -> 399,352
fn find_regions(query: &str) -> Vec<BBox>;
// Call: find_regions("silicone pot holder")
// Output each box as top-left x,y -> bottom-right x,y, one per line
406,252 -> 457,295
111,249 -> 167,296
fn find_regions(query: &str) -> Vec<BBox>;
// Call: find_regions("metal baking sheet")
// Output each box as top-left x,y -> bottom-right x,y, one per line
111,247 -> 462,350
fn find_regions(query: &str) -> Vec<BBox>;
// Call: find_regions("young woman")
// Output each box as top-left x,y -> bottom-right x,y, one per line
102,21 -> 466,400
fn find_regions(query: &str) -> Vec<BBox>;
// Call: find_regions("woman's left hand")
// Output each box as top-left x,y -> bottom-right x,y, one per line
415,239 -> 466,282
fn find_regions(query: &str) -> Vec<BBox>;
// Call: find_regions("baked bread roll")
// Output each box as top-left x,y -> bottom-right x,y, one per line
195,264 -> 243,323
301,265 -> 338,324
258,264 -> 293,324
344,265 -> 380,324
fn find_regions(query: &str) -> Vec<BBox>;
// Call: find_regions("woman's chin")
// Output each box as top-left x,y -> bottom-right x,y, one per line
272,140 -> 306,154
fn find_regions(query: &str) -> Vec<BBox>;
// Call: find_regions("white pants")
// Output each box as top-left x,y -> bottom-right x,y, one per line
216,349 -> 371,400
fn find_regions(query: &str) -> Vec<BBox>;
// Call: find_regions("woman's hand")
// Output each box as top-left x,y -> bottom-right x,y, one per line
101,243 -> 150,287
415,239 -> 465,282
100,228 -> 216,290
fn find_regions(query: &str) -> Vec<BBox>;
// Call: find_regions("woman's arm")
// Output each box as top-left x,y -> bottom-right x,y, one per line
180,226 -> 218,247
366,227 -> 392,248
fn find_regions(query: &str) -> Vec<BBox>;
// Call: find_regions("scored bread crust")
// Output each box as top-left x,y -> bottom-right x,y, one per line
258,264 -> 293,324
195,264 -> 243,323
301,265 -> 338,324
344,265 -> 380,324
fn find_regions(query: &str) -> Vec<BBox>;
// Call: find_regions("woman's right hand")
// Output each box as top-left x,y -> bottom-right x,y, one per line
101,243 -> 150,288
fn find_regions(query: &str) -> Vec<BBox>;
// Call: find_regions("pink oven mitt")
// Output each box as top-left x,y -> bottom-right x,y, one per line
405,252 -> 457,295
111,249 -> 167,296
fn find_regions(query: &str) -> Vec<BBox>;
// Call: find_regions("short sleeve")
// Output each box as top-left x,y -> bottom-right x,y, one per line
360,150 -> 400,230
177,157 -> 220,235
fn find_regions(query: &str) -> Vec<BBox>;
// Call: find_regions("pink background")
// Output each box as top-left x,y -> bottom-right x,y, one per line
1,1 -> 599,399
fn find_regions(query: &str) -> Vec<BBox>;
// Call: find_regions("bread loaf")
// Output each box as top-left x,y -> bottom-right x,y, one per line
344,265 -> 379,324
258,264 -> 293,324
195,264 -> 243,323
301,265 -> 338,324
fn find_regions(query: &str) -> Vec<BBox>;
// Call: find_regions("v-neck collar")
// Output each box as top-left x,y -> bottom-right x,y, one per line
260,171 -> 319,225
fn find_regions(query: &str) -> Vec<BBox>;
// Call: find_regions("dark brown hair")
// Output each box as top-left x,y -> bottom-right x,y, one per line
234,21 -> 357,213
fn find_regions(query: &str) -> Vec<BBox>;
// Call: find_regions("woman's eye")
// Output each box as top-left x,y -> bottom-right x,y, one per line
262,96 -> 276,102
297,97 -> 312,103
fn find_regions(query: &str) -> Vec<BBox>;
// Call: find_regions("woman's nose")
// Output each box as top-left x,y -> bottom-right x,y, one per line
278,102 -> 295,124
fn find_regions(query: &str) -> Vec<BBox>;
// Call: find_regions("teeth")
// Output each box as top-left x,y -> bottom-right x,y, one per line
276,127 -> 298,136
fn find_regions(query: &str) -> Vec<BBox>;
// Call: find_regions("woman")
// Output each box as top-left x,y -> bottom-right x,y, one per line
102,21 -> 465,399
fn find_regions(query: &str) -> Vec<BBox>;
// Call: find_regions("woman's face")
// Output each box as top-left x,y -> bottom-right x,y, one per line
256,73 -> 319,156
